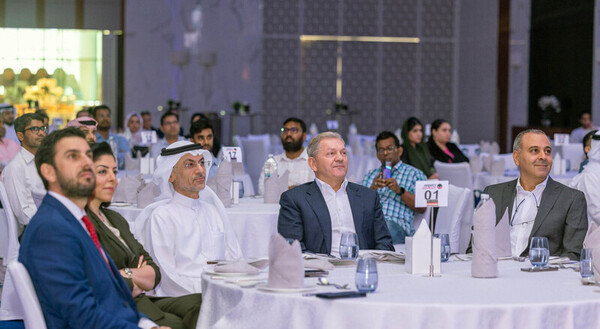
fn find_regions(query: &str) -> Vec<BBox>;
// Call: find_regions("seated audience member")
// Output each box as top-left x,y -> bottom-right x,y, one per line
66,116 -> 98,145
190,113 -> 221,156
3,113 -> 47,230
190,119 -> 219,178
570,131 -> 600,226
150,111 -> 186,158
19,128 -> 167,329
0,116 -> 20,176
87,142 -> 201,329
142,111 -> 161,135
123,112 -> 143,147
570,111 -> 596,143
362,131 -> 427,244
93,104 -> 131,169
400,117 -> 439,179
0,103 -> 18,143
427,119 -> 469,163
144,141 -> 242,296
578,130 -> 598,172
278,132 -> 394,255
483,129 -> 587,260
258,117 -> 315,195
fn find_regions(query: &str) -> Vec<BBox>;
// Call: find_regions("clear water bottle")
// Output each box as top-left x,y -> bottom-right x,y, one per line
263,154 -> 277,179
475,193 -> 490,213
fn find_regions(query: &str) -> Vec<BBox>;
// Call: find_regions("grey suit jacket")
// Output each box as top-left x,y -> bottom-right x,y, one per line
278,181 -> 394,254
483,177 -> 588,260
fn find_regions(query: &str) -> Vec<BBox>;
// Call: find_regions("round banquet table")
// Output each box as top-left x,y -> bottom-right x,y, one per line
109,197 -> 279,259
198,260 -> 600,329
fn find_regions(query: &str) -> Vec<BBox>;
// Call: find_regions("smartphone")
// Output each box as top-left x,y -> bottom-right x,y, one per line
520,266 -> 559,272
316,291 -> 367,299
382,161 -> 392,179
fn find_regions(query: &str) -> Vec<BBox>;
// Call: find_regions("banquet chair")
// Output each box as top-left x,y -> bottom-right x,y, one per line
0,181 -> 19,267
558,143 -> 585,171
6,261 -> 47,329
434,184 -> 473,253
240,138 -> 269,192
434,161 -> 473,190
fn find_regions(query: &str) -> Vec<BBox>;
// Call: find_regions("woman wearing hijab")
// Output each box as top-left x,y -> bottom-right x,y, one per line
400,117 -> 439,179
123,112 -> 143,147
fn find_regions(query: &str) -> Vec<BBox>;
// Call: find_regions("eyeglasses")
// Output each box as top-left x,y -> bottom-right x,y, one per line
281,127 -> 300,135
24,126 -> 48,134
376,146 -> 398,154
180,159 -> 211,170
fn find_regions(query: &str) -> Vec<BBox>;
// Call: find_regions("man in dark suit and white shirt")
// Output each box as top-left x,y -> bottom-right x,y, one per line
483,129 -> 587,260
278,131 -> 394,256
19,128 -> 168,329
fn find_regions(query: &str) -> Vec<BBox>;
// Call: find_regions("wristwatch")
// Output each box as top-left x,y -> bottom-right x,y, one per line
398,187 -> 405,196
124,267 -> 133,279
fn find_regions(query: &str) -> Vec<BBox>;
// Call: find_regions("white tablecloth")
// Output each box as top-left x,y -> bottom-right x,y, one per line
109,197 -> 279,259
199,260 -> 600,329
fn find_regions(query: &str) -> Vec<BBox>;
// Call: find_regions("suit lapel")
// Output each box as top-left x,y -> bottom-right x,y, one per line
530,177 -> 559,238
89,210 -> 136,264
500,180 -> 517,225
347,183 -> 364,242
305,182 -> 333,253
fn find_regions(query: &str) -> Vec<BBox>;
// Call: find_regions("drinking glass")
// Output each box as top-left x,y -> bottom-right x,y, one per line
435,233 -> 451,262
580,248 -> 594,278
355,257 -> 378,293
529,237 -> 549,268
340,232 -> 359,260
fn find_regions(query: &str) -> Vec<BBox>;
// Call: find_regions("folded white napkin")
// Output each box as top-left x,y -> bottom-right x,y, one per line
264,171 -> 289,204
136,182 -> 160,208
553,153 -> 562,175
360,250 -> 405,264
232,162 -> 245,177
495,208 -> 511,257
450,130 -> 460,144
469,155 -> 483,174
124,152 -> 140,171
584,222 -> 600,248
483,154 -> 494,172
593,248 -> 600,285
479,141 -> 491,154
214,260 -> 259,274
215,160 -> 233,208
490,142 -> 500,155
268,234 -> 304,289
304,258 -> 335,271
113,175 -> 142,203
489,158 -> 505,177
472,198 -> 497,278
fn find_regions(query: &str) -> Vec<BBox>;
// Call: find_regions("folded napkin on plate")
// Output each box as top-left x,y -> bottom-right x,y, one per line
137,182 -> 160,208
360,250 -> 405,264
479,141 -> 491,154
584,222 -> 600,248
472,198 -> 497,278
248,258 -> 269,270
214,260 -> 259,274
495,208 -> 511,257
264,171 -> 289,204
593,248 -> 600,285
489,158 -> 505,177
113,175 -> 142,203
124,152 -> 140,171
483,154 -> 494,172
469,155 -> 483,174
214,160 -> 233,208
304,258 -> 335,271
268,234 -> 304,289
490,142 -> 500,155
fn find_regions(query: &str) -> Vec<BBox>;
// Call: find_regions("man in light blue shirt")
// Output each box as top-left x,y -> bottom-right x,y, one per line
93,104 -> 131,169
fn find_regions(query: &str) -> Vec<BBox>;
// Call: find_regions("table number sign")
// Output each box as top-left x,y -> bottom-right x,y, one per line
222,147 -> 243,163
553,134 -> 570,146
415,180 -> 449,208
141,131 -> 158,144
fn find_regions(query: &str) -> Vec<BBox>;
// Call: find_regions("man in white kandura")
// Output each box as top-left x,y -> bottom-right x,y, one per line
136,141 -> 242,297
570,130 -> 600,226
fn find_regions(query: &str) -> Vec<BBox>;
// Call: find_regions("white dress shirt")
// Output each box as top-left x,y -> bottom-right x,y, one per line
148,191 -> 242,296
48,191 -> 157,329
314,178 -> 356,257
258,148 -> 315,195
2,147 -> 46,228
510,176 -> 548,257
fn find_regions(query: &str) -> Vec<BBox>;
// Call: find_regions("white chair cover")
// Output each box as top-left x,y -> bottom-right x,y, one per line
6,261 -> 47,328
558,143 -> 586,171
434,161 -> 473,190
240,138 -> 269,193
414,207 -> 432,231
434,184 -> 473,253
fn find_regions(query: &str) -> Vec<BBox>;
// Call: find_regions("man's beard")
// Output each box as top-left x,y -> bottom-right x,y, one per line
56,167 -> 96,198
282,137 -> 303,153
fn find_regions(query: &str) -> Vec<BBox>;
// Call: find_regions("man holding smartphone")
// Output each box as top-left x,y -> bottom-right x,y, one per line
362,131 -> 427,244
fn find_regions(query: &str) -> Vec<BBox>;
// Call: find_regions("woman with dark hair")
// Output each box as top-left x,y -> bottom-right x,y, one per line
400,117 -> 439,179
427,119 -> 469,163
86,142 -> 201,329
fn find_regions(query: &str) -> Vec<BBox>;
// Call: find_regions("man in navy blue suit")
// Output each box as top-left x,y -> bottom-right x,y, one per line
278,131 -> 394,256
19,128 -> 168,329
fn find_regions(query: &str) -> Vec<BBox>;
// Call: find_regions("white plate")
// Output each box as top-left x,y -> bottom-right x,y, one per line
204,268 -> 260,277
256,283 -> 315,293
110,202 -> 134,207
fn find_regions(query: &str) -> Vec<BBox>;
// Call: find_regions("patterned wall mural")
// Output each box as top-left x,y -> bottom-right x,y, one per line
262,0 -> 458,136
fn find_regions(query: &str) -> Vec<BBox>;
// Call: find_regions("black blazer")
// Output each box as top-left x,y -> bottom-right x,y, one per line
427,139 -> 469,163
278,181 -> 394,254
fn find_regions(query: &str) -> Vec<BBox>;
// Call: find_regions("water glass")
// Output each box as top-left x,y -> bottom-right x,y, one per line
340,232 -> 359,260
355,257 -> 378,293
435,233 -> 451,262
580,248 -> 594,278
529,237 -> 550,268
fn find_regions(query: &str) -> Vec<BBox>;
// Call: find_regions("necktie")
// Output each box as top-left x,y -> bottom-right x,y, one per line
81,215 -> 110,267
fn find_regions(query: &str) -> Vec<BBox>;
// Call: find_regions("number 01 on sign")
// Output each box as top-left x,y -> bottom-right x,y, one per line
414,180 -> 449,208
